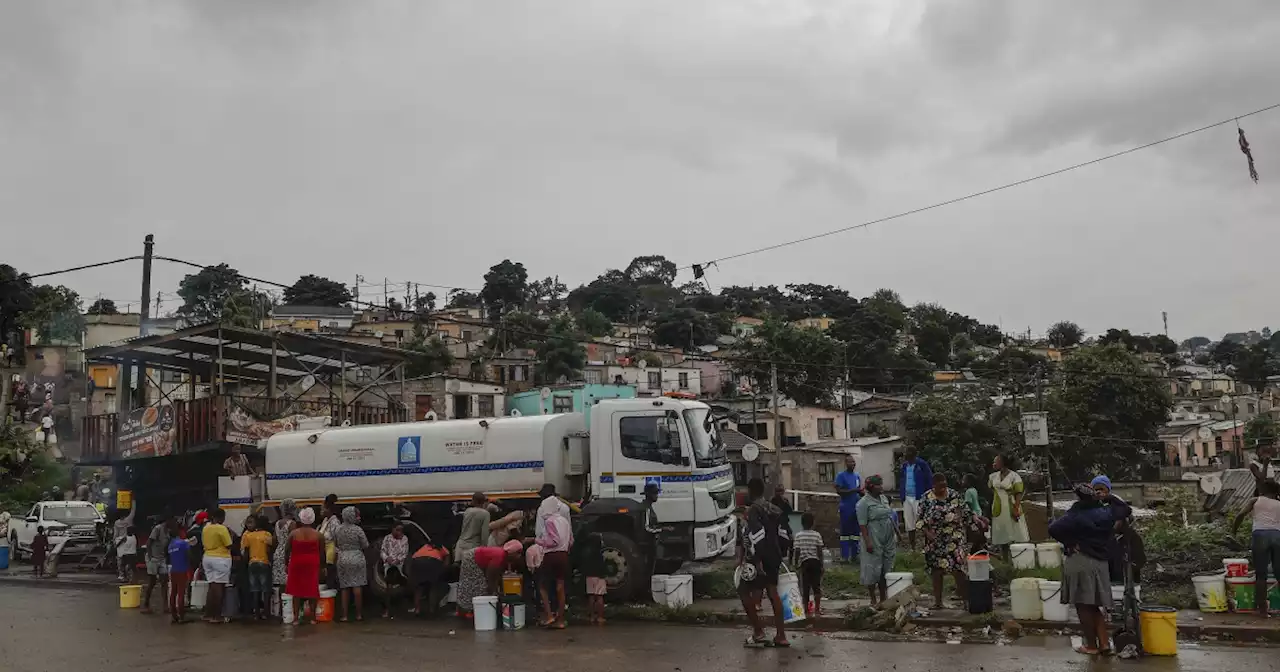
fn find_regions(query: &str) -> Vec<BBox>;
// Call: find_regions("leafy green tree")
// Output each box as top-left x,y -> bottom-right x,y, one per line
904,388 -> 1020,479
1244,415 -> 1280,453
1047,321 -> 1085,348
525,276 -> 568,313
1050,345 -> 1172,480
22,285 -> 85,342
979,347 -> 1051,380
536,316 -> 586,383
283,275 -> 352,306
86,298 -> 118,315
1232,342 -> 1277,392
0,423 -> 69,512
567,270 -> 639,322
623,255 -> 678,286
1182,336 -> 1211,351
732,319 -> 844,406
480,260 -> 529,320
785,284 -> 859,320
177,264 -> 249,324
486,312 -> 549,351
413,292 -> 437,314
1211,339 -> 1244,369
651,306 -> 719,348
446,290 -> 481,309
910,303 -> 954,368
0,264 -> 34,341
575,308 -> 613,338
404,322 -> 454,378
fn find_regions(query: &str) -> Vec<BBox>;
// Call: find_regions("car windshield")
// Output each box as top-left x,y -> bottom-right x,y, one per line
43,505 -> 99,524
684,408 -> 727,468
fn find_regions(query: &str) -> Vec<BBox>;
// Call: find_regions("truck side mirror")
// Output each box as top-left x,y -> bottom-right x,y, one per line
26,516 -> 38,524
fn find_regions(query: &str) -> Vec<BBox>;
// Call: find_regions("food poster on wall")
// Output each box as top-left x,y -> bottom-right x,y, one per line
118,404 -> 176,458
226,399 -> 332,447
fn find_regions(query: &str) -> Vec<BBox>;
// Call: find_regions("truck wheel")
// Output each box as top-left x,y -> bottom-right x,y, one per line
599,531 -> 645,601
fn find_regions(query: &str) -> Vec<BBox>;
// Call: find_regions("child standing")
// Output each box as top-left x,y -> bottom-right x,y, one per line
31,526 -> 49,578
576,530 -> 607,625
240,515 -> 275,621
167,529 -> 192,624
116,525 -> 138,583
792,512 -> 825,617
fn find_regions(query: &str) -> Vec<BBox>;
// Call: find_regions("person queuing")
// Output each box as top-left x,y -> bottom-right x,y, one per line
535,484 -> 573,629
140,513 -> 175,614
200,508 -> 234,624
961,474 -> 988,551
576,528 -> 608,625
455,493 -> 491,559
899,448 -> 933,549
334,506 -> 370,622
792,512 -> 825,617
737,477 -> 788,648
30,526 -> 49,578
834,454 -> 863,561
457,538 -> 524,617
1233,479 -> 1280,617
989,454 -> 1030,554
380,522 -> 409,618
1050,481 -> 1132,656
272,500 -> 298,596
241,514 -> 275,621
112,498 -> 138,582
285,507 -> 324,625
857,475 -> 899,606
770,483 -> 794,562
920,473 -> 977,609
167,528 -> 192,624
408,538 -> 450,618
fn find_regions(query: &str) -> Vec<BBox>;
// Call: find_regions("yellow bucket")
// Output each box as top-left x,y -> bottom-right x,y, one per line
502,572 -> 523,596
119,585 -> 142,609
1139,605 -> 1178,656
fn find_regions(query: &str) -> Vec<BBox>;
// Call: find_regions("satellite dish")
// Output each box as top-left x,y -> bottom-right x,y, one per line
423,410 -> 438,422
1197,426 -> 1213,441
510,408 -> 523,417
1198,472 -> 1223,496
637,359 -> 647,369
540,387 -> 552,400
742,442 -> 760,463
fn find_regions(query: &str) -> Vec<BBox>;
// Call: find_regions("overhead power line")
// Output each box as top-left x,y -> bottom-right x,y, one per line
26,256 -> 143,279
681,101 -> 1280,272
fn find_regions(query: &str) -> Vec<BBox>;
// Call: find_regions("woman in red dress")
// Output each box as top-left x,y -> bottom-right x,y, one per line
285,507 -> 323,624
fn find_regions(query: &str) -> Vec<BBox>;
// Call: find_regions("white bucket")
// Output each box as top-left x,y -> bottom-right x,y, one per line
1110,584 -> 1141,604
664,575 -> 693,608
501,601 -> 526,630
1035,543 -> 1063,569
474,596 -> 499,631
189,580 -> 209,609
885,572 -> 915,599
1192,572 -> 1228,613
1039,580 -> 1068,622
1010,577 -> 1042,620
1010,543 -> 1037,570
776,570 -> 806,624
281,594 -> 295,624
650,574 -> 670,605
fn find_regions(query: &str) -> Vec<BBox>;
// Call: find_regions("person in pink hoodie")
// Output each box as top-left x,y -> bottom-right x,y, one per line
535,484 -> 573,628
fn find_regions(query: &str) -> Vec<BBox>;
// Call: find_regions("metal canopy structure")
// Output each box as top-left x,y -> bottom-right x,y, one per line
84,323 -> 410,385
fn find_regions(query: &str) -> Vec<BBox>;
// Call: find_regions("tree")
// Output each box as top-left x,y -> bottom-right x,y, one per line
1182,336 -> 1211,351
0,264 -> 34,341
623,255 -> 677,286
86,298 -> 118,315
176,264 -> 248,324
786,284 -> 859,320
732,319 -> 844,406
446,290 -> 481,309
22,285 -> 85,343
1047,321 -> 1085,348
1211,339 -> 1244,369
1232,342 -> 1277,392
575,308 -> 613,338
0,423 -> 69,513
904,388 -> 1020,479
525,276 -> 568,313
567,270 -> 639,322
536,316 -> 586,384
1051,345 -> 1172,480
910,303 -> 954,368
219,287 -> 274,329
283,275 -> 352,307
480,260 -> 529,320
1147,334 -> 1178,355
980,347 -> 1051,381
651,306 -> 719,348
486,312 -> 549,351
404,322 -> 454,378
1244,415 -> 1280,453
413,292 -> 437,314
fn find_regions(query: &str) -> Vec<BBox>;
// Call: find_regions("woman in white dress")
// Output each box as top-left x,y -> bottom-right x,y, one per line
988,454 -> 1030,549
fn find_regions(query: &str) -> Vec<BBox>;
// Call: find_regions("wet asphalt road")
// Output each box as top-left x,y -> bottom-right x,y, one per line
0,585 -> 1271,672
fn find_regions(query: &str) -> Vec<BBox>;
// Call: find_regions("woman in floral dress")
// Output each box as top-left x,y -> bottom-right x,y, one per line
272,499 -> 298,589
919,472 -> 975,609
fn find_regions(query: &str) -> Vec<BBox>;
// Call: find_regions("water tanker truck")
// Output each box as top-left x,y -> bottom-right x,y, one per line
218,397 -> 736,599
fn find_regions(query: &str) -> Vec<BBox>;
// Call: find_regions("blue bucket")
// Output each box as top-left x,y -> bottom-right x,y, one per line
0,545 -> 10,570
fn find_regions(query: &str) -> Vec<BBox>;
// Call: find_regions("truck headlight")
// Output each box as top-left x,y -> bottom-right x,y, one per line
48,529 -> 68,537
705,532 -> 718,549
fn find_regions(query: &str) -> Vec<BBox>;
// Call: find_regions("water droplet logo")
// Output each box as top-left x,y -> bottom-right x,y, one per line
398,436 -> 420,467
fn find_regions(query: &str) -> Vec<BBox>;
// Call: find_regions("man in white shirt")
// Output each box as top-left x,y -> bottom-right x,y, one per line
40,414 -> 54,443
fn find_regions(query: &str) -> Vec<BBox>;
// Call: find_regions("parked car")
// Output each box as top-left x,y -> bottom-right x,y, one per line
9,501 -> 105,559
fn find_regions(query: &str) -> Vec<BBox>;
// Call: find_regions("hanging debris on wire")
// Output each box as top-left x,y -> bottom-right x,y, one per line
1238,124 -> 1259,183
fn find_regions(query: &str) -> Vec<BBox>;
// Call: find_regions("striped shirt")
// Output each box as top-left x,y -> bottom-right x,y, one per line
792,529 -> 824,564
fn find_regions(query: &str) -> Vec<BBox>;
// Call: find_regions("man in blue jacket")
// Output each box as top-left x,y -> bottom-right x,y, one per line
899,448 -> 933,549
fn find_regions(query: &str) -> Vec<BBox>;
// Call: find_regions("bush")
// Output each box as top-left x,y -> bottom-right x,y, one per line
0,424 -> 68,512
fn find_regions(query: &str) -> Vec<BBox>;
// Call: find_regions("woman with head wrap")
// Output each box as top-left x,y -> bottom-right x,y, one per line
456,538 -> 525,617
856,475 -> 900,606
285,507 -> 323,624
1050,481 -> 1132,655
271,499 -> 298,588
334,506 -> 370,622
535,484 -> 573,628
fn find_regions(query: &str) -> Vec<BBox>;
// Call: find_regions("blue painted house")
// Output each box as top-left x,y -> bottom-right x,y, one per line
508,383 -> 637,424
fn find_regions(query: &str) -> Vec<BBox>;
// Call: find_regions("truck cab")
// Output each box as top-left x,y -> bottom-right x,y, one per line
9,501 -> 105,559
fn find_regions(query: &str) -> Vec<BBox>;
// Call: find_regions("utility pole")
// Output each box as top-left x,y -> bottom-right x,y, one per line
121,234 -> 154,413
354,274 -> 363,307
771,361 -> 782,487
1034,364 -> 1053,522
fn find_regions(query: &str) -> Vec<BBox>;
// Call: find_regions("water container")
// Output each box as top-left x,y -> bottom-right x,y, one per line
885,572 -> 914,599
650,574 -> 670,605
0,545 -> 9,570
1038,580 -> 1068,622
1010,543 -> 1037,570
1192,571 -> 1227,613
281,594 -> 295,624
1035,543 -> 1062,569
967,552 -> 991,582
1223,558 -> 1249,578
776,569 -> 806,624
189,580 -> 210,609
502,572 -> 523,596
1139,606 -> 1178,656
664,575 -> 693,608
119,585 -> 141,609
1228,574 -> 1254,611
501,600 -> 526,630
1010,577 -> 1043,620
316,589 -> 337,622
474,596 -> 499,631
968,580 -> 993,614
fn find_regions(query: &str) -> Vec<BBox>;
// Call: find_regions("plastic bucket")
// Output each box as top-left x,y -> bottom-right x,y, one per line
502,572 -> 523,596
1038,580 -> 1068,622
776,570 -> 806,624
281,594 -> 295,624
501,600 -> 525,630
119,585 -> 141,609
1010,577 -> 1042,620
664,575 -> 693,608
1223,558 -> 1249,578
967,552 -> 991,582
222,585 -> 239,619
1034,543 -> 1062,569
1228,575 -> 1255,611
885,572 -> 914,599
189,580 -> 209,609
1010,543 -> 1037,570
0,545 -> 9,570
1139,605 -> 1178,656
1192,572 -> 1227,613
1109,584 -> 1142,603
1270,579 -> 1280,610
316,589 -> 337,622
474,596 -> 499,631
650,574 -> 670,605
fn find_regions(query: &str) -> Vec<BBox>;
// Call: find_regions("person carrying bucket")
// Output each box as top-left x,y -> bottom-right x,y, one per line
1050,482 -> 1132,656
834,455 -> 863,562
1232,479 -> 1280,617
736,478 -> 788,648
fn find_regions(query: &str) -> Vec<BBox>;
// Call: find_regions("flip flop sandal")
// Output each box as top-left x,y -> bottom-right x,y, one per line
744,636 -> 769,648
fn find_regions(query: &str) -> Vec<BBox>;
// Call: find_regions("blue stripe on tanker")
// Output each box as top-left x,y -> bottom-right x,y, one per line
267,460 -> 545,481
599,468 -> 730,484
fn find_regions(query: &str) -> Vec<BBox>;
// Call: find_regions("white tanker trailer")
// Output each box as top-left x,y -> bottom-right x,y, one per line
220,397 -> 736,598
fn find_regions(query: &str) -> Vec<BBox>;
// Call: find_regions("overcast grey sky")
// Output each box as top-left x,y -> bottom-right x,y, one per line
3,0 -> 1278,341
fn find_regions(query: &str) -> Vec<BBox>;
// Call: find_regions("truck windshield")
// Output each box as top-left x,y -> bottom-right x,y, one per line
42,505 -> 99,524
684,409 -> 727,468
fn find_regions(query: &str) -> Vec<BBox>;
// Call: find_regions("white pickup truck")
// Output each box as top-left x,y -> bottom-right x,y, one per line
8,500 -> 105,559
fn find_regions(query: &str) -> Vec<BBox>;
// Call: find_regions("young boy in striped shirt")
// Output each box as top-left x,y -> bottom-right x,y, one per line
792,512 -> 825,617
